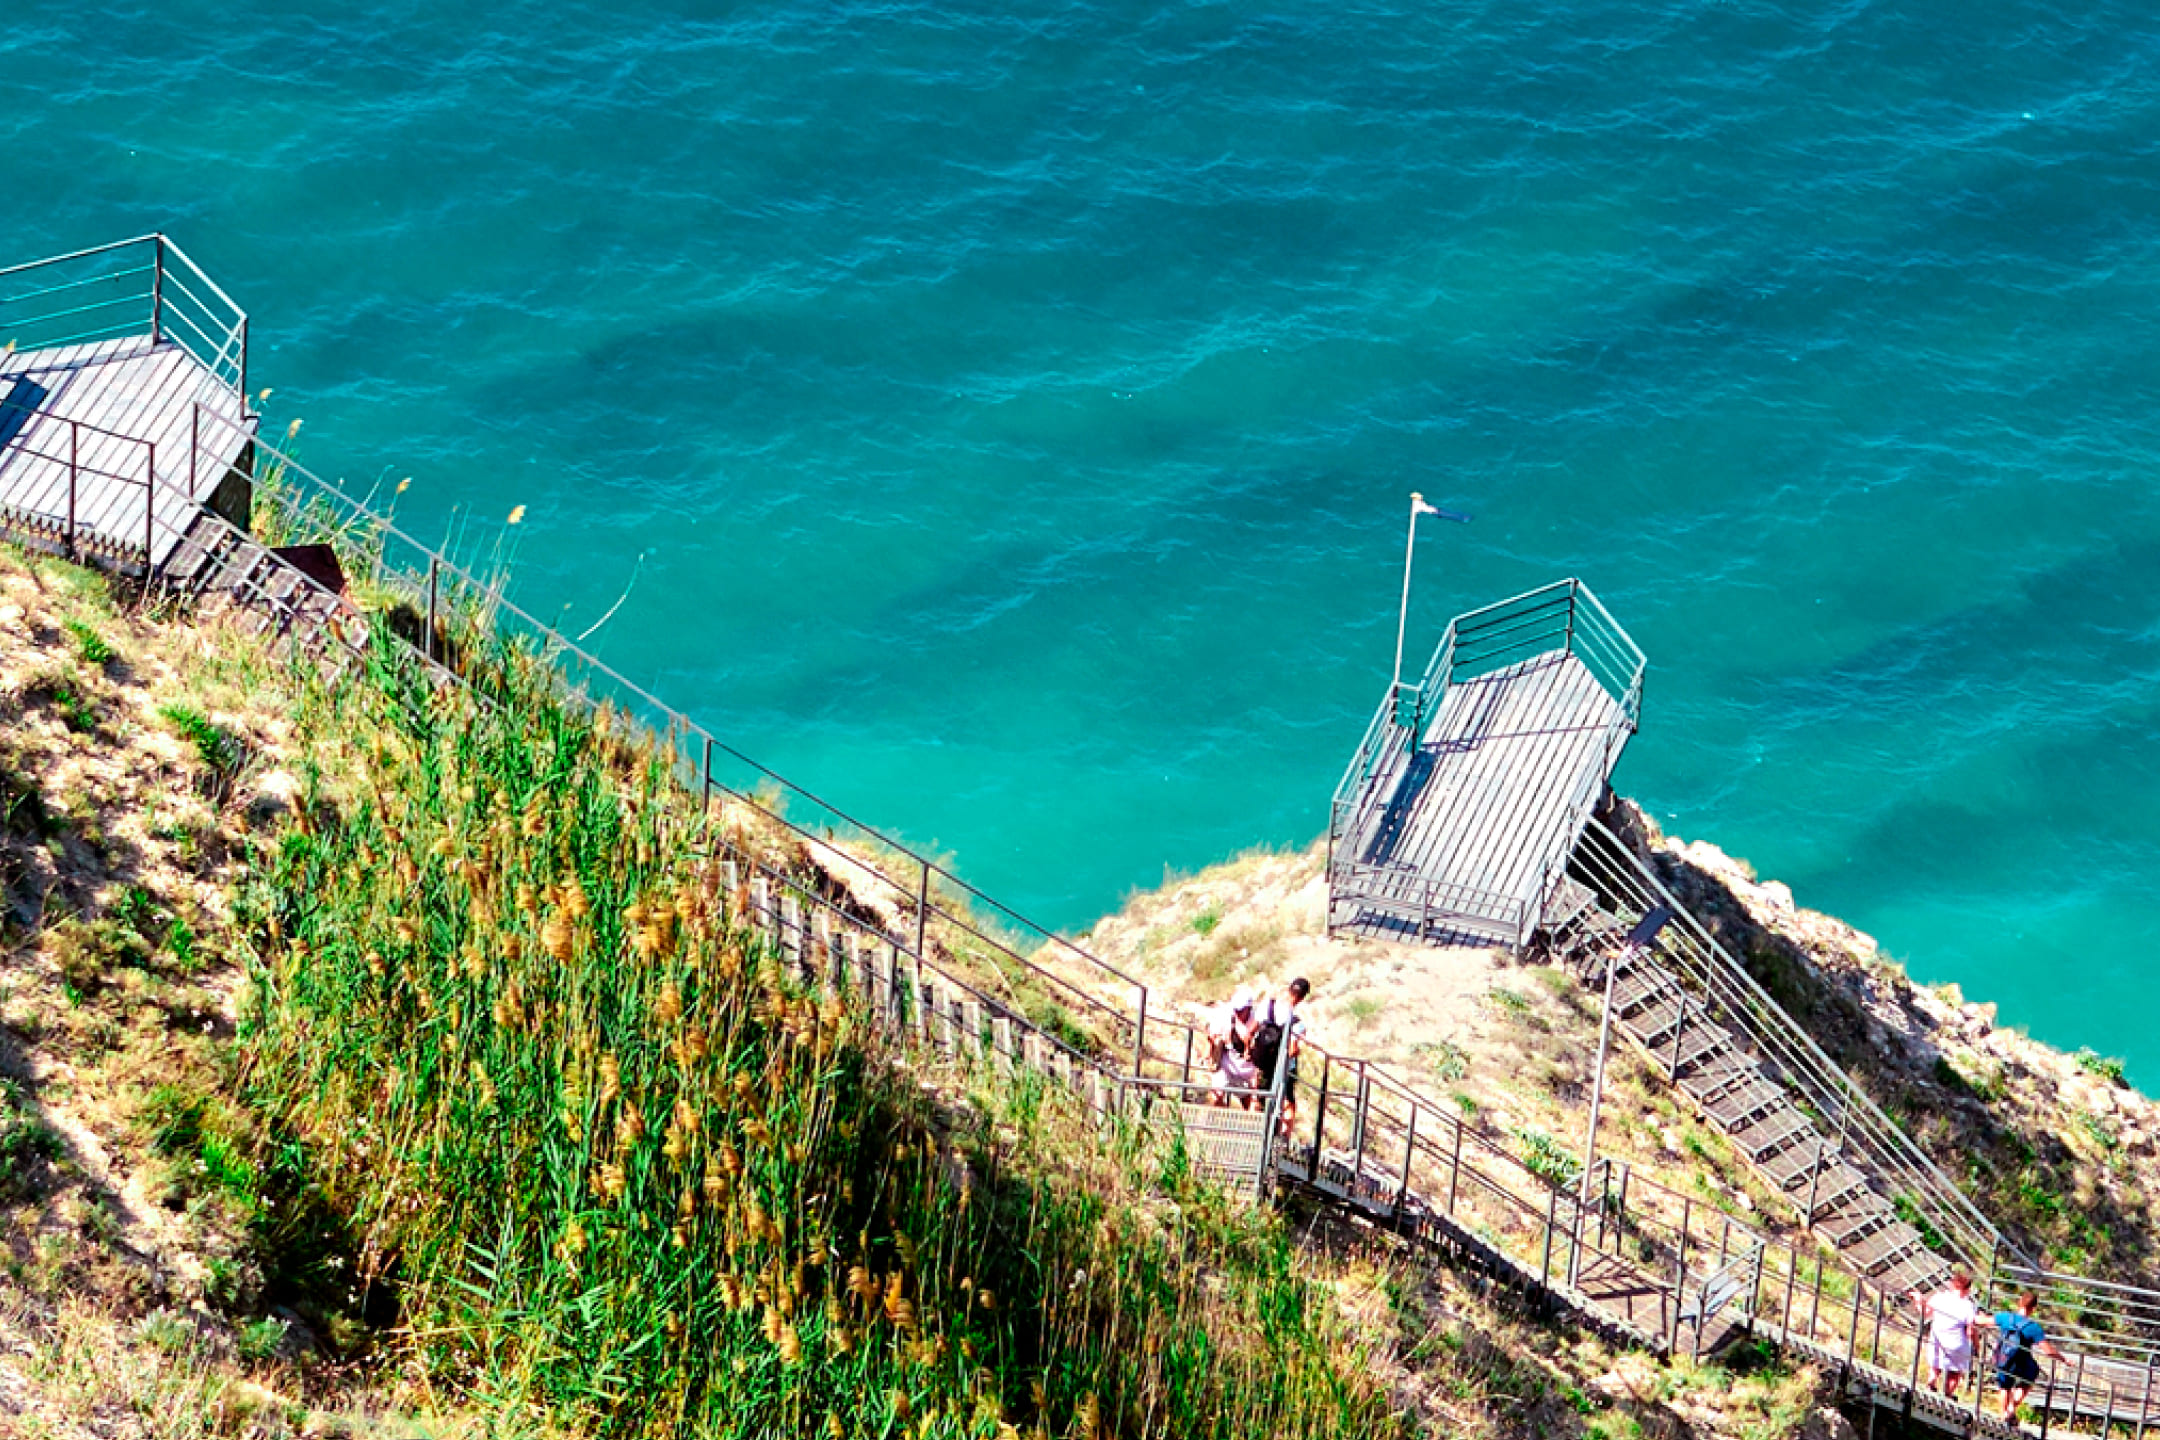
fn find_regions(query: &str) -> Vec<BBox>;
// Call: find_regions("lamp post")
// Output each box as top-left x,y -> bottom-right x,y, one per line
1579,905 -> 1674,1215
1391,491 -> 1470,730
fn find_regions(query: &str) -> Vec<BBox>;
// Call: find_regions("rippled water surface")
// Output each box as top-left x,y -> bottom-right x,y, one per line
10,0 -> 2160,1074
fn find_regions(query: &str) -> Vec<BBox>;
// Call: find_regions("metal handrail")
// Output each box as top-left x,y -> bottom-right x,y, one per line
198,403 -> 1156,1055
1569,820 -> 2007,1273
1328,578 -> 1640,942
0,235 -> 247,405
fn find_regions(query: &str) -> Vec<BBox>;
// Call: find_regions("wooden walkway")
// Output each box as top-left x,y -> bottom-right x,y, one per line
1333,650 -> 1629,944
0,337 -> 253,569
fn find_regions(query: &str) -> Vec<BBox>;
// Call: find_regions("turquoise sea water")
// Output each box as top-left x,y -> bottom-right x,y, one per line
11,0 -> 2160,1077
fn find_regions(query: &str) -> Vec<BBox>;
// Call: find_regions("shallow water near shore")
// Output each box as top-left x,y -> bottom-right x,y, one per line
9,0 -> 2160,1077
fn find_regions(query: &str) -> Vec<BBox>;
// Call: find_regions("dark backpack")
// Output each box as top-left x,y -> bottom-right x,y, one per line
1249,1019 -> 1286,1084
1996,1317 -> 2042,1370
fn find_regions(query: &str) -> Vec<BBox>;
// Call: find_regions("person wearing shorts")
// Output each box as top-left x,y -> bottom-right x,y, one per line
1911,1271 -> 1981,1398
1991,1292 -> 2062,1422
1207,987 -> 1260,1108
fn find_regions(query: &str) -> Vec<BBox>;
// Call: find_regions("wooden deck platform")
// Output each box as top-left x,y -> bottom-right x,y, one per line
0,336 -> 254,569
1333,650 -> 1629,944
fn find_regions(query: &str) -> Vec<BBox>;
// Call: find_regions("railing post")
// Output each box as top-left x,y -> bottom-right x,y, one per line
1446,1108 -> 1464,1215
1349,1062 -> 1370,1191
1870,1289 -> 1887,1367
151,235 -> 164,344
1669,990 -> 1690,1081
1780,1241 -> 1800,1341
1904,1290 -> 1925,1419
1394,1104 -> 1418,1217
1843,1279 -> 1863,1388
144,440 -> 157,574
67,422 -> 78,561
1132,985 -> 1147,1082
911,864 -> 930,1040
2136,1352 -> 2154,1440
1671,1196 -> 1693,1354
1181,1027 -> 1194,1085
240,315 -> 249,402
425,557 -> 439,663
1748,1241 -> 1768,1341
1539,1181 -> 1559,1288
1310,1051 -> 1331,1183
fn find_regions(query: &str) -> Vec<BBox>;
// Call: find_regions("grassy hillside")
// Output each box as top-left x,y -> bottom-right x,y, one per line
0,541 -> 1866,1440
235,604 -> 1416,1439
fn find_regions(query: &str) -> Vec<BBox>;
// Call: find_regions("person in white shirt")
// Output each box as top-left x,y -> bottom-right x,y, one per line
1207,987 -> 1260,1108
1912,1271 -> 1982,1399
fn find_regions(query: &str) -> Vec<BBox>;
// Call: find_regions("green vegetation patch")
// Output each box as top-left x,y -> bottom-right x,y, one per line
159,703 -> 242,778
233,631 -> 1408,1440
0,1078 -> 64,1202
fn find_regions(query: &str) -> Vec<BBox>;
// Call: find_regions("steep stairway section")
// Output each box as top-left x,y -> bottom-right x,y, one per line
1601,940 -> 1952,1297
1552,820 -> 1998,1299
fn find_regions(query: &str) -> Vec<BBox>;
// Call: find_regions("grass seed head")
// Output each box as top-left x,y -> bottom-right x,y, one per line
598,1162 -> 626,1201
542,913 -> 574,964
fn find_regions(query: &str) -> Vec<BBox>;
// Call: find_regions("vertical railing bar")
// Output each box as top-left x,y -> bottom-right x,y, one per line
144,440 -> 156,579
67,422 -> 78,562
1905,1290 -> 1925,1420
1446,1108 -> 1464,1216
1672,1195 -> 1692,1356
1133,985 -> 1147,1085
1540,1182 -> 1558,1288
1349,1061 -> 1370,1192
1394,1104 -> 1417,1217
1310,1051 -> 1331,1184
1843,1277 -> 1863,1388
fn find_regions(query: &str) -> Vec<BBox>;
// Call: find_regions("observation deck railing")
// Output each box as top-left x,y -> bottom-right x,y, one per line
0,234 -> 248,397
1327,579 -> 1645,949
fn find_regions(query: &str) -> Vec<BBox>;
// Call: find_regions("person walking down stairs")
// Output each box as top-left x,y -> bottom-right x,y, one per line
1991,1292 -> 2064,1423
1910,1271 -> 1983,1400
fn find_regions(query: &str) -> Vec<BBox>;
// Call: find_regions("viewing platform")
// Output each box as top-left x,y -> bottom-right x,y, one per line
0,237 -> 256,572
1327,579 -> 1643,948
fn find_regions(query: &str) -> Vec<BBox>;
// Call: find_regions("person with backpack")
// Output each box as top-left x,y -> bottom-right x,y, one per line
1990,1291 -> 2063,1421
1249,979 -> 1310,1137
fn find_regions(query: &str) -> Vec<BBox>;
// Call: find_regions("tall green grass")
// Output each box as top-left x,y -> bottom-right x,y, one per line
237,628 -> 1411,1439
